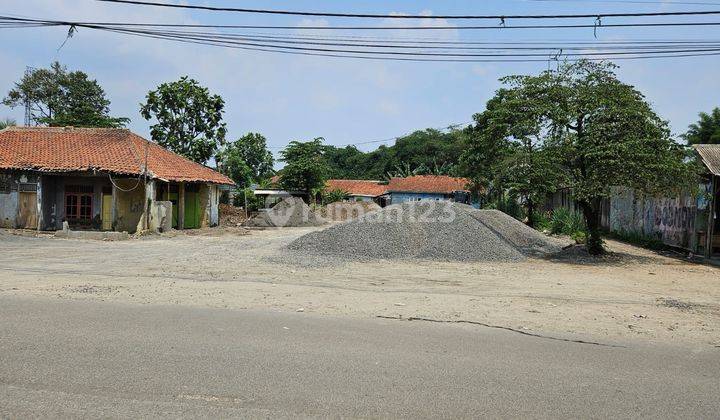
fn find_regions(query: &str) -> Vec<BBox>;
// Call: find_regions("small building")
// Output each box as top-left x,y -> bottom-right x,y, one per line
0,126 -> 234,233
252,176 -> 307,208
325,179 -> 388,205
386,175 -> 471,205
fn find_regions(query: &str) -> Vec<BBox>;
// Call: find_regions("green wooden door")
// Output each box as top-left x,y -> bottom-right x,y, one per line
184,192 -> 200,229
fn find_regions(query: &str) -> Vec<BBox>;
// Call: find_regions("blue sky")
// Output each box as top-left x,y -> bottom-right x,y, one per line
1,0 -> 719,160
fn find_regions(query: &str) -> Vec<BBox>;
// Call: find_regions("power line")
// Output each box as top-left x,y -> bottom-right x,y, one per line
5,15 -> 720,62
96,0 -> 720,20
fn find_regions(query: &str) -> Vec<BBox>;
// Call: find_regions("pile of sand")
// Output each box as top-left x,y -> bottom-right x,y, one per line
288,201 -> 568,262
245,197 -> 326,228
321,201 -> 381,221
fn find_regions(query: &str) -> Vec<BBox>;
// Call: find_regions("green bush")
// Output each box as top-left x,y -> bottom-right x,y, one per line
549,207 -> 586,236
571,230 -> 587,244
233,188 -> 262,211
322,188 -> 349,205
532,211 -> 551,231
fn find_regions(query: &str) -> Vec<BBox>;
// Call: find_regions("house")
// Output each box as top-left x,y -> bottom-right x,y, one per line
325,179 -> 388,205
0,126 -> 234,233
386,175 -> 471,205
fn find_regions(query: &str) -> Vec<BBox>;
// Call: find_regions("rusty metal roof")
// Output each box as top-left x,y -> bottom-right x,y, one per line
694,144 -> 720,176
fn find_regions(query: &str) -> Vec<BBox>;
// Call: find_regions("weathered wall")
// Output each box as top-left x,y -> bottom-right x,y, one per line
0,172 -> 18,228
114,179 -> 145,233
609,187 -> 704,251
0,171 -> 40,228
149,200 -> 172,232
197,184 -> 220,227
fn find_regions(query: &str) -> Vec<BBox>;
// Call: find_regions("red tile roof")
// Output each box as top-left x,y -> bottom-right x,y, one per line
387,175 -> 470,194
326,179 -> 387,197
0,127 -> 234,185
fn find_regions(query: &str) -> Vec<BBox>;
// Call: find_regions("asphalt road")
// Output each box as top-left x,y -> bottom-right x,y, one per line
0,297 -> 718,418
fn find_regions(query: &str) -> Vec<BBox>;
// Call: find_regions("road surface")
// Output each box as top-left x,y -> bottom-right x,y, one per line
0,297 -> 717,418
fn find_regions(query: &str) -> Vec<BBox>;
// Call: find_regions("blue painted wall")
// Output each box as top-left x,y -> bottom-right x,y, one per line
390,192 -> 450,204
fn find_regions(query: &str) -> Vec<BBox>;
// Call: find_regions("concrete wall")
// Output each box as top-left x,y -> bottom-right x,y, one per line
198,184 -> 220,227
113,178 -> 146,233
608,187 -> 706,251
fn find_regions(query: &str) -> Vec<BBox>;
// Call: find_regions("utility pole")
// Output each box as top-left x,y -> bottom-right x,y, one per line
23,66 -> 33,126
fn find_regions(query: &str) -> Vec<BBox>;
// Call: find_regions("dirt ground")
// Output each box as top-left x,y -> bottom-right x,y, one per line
1,227 -> 719,348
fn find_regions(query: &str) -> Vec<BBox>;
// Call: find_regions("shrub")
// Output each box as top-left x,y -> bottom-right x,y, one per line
549,207 -> 586,236
233,188 -> 262,211
322,188 -> 349,205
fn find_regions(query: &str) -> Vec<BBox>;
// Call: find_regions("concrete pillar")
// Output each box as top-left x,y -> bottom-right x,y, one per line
111,183 -> 118,231
178,182 -> 185,230
36,175 -> 43,231
143,179 -> 156,231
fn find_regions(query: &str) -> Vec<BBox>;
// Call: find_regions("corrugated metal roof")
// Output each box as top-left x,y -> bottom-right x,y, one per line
694,144 -> 720,176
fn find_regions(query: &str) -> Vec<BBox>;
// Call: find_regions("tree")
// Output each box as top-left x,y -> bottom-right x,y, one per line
140,76 -> 227,164
218,147 -> 253,188
279,138 -> 329,198
684,107 -> 720,145
466,60 -> 693,254
462,85 -> 564,227
230,132 -> 275,181
0,118 -> 16,130
2,61 -> 128,128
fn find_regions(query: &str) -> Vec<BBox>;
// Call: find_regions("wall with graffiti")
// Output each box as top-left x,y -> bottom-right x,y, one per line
609,186 -> 711,251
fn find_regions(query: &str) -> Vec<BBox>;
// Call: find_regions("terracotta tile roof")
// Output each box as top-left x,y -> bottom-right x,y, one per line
0,126 -> 234,185
387,175 -> 470,194
695,144 -> 720,176
326,179 -> 388,197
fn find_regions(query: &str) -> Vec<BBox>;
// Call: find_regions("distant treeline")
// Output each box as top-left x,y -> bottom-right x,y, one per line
323,128 -> 467,180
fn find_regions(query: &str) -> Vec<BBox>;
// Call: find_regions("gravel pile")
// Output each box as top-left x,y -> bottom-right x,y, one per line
321,201 -> 381,221
245,197 -> 326,227
288,201 -> 567,262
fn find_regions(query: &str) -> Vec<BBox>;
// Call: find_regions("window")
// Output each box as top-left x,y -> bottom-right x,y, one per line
65,185 -> 93,221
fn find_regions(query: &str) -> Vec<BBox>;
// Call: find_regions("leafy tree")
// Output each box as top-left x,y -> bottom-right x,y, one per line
468,60 -> 693,254
463,84 -> 564,227
324,145 -> 368,179
2,61 -> 128,128
683,107 -> 720,145
0,118 -> 16,130
279,138 -> 330,197
218,148 -> 253,188
236,133 -> 275,181
392,128 -> 465,174
140,76 -> 227,164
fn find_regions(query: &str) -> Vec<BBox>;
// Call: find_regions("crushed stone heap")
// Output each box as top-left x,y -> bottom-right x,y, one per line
288,201 -> 568,262
245,197 -> 326,228
321,201 -> 381,221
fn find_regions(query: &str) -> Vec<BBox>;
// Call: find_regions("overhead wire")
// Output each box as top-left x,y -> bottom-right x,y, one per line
3,15 -> 720,62
95,0 -> 720,20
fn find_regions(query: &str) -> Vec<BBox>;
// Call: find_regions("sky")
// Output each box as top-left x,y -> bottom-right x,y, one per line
1,0 -> 719,161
